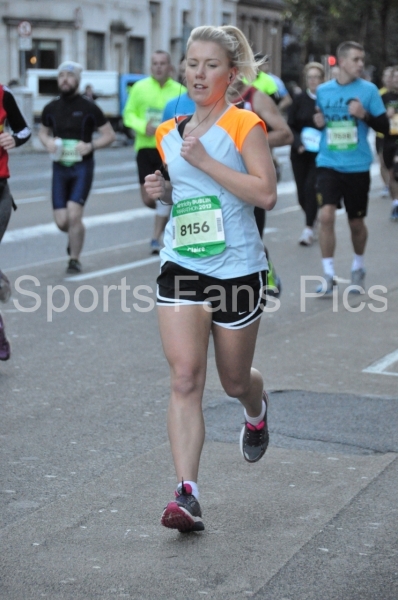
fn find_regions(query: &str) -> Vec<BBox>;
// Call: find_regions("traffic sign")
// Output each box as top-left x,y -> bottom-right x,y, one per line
17,21 -> 32,37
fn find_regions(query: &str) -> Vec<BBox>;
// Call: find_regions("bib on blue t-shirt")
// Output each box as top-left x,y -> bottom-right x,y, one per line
316,79 -> 385,172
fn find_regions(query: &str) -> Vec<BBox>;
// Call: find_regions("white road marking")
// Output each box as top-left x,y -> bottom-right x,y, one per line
11,175 -> 298,208
2,207 -> 152,243
15,195 -> 48,205
14,182 -> 140,205
362,349 -> 398,377
64,256 -> 160,282
10,160 -> 136,183
91,183 -> 140,194
3,239 -> 149,272
270,205 -> 300,216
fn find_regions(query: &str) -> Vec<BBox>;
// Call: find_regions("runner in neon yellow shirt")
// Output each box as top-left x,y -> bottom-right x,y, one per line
123,52 -> 186,253
251,71 -> 279,102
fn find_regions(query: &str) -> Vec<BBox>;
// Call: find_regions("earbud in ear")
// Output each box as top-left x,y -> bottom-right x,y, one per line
229,74 -> 233,82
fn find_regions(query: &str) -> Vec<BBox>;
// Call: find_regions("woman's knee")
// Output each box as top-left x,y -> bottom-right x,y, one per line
170,365 -> 205,399
220,375 -> 250,399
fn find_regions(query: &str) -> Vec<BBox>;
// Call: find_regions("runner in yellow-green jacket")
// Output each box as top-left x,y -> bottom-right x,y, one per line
123,52 -> 186,253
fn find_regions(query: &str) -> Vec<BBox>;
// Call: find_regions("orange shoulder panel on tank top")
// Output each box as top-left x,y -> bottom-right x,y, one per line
155,118 -> 176,163
217,105 -> 267,153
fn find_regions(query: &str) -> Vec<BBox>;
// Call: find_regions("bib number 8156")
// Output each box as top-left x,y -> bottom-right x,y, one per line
180,221 -> 210,236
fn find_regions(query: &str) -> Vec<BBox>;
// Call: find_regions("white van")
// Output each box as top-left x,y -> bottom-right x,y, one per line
25,69 -> 120,120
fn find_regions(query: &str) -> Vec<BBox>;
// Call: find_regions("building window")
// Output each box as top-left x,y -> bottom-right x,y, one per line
25,39 -> 61,70
87,32 -> 105,70
129,37 -> 145,73
222,13 -> 232,25
149,2 -> 160,28
182,11 -> 192,53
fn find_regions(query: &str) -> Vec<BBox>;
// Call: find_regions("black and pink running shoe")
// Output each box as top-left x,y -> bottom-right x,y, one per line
161,481 -> 204,533
240,391 -> 269,463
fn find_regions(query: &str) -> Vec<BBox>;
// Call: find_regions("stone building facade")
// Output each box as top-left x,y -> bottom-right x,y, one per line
1,0 -> 284,84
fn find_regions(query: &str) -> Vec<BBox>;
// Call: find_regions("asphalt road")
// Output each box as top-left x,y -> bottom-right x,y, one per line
1,142 -> 397,599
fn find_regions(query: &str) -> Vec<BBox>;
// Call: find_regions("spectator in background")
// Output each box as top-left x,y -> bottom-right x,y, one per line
288,62 -> 325,246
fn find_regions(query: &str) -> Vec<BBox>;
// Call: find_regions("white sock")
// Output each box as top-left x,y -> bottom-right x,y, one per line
322,258 -> 335,278
393,199 -> 398,207
178,480 -> 199,500
352,254 -> 365,272
244,399 -> 266,427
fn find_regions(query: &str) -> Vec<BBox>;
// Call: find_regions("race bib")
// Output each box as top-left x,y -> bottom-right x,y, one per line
60,139 -> 82,166
172,196 -> 226,258
301,127 -> 321,152
326,121 -> 358,151
146,108 -> 163,128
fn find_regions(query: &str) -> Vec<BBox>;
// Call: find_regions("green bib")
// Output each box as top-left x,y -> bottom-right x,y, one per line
326,121 -> 358,151
60,139 -> 83,166
172,196 -> 226,258
145,108 -> 163,128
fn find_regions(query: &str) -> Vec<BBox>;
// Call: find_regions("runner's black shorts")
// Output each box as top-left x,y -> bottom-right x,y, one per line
52,158 -> 94,210
156,260 -> 268,330
382,137 -> 398,170
136,148 -> 163,184
315,167 -> 370,219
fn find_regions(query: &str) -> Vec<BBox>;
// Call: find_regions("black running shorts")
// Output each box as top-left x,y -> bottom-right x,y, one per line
136,148 -> 163,184
157,261 -> 268,330
316,167 -> 370,219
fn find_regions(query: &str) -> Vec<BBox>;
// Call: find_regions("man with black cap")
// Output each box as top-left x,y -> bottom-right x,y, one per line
39,61 -> 115,273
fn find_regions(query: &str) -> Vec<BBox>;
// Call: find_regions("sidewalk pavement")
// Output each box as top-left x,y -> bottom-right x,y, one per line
1,443 -> 396,600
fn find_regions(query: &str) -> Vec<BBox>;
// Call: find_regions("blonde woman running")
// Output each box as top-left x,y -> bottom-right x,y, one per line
145,25 -> 277,533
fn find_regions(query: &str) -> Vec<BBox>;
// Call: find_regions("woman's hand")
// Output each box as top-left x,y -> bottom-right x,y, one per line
180,136 -> 208,168
144,169 -> 166,200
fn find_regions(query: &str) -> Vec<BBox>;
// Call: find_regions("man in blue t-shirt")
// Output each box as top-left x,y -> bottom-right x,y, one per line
162,92 -> 195,122
313,41 -> 389,296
